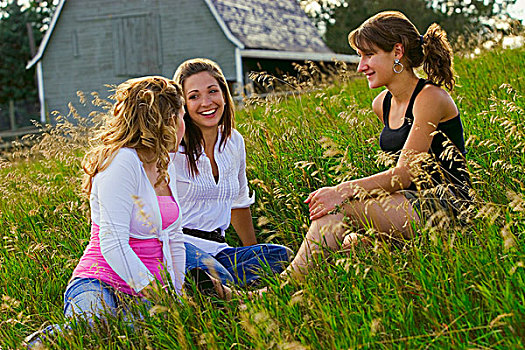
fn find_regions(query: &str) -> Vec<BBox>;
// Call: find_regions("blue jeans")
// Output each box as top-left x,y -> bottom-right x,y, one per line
27,278 -> 148,347
184,242 -> 292,287
63,277 -> 146,319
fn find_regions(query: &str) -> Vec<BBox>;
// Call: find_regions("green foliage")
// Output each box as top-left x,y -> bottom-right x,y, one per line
0,2 -> 35,103
324,0 -> 441,54
0,0 -> 56,103
317,0 -> 518,53
0,45 -> 524,348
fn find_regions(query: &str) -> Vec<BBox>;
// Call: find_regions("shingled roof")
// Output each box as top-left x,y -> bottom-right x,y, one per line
28,0 -> 344,70
209,0 -> 332,53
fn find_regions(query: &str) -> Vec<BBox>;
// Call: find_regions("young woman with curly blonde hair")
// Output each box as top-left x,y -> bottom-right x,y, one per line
27,76 -> 187,346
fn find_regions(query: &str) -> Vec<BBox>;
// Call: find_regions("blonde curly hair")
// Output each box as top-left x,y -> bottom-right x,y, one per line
82,76 -> 184,194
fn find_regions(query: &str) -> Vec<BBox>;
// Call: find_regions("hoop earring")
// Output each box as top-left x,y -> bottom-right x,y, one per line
393,59 -> 404,74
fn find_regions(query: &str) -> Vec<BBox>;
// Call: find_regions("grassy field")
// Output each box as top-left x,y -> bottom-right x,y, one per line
0,45 -> 524,349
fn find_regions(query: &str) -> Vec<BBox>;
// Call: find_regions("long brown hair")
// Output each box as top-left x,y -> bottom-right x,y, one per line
82,76 -> 184,194
173,58 -> 235,177
348,11 -> 455,91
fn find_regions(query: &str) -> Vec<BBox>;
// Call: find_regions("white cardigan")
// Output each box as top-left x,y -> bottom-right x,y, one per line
90,148 -> 185,294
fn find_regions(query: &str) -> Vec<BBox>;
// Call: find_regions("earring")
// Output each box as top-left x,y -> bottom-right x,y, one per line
393,59 -> 404,74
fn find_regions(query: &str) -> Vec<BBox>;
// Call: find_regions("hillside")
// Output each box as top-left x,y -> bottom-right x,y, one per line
0,46 -> 524,348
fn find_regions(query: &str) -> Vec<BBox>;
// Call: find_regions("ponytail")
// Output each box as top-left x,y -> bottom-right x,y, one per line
422,23 -> 455,91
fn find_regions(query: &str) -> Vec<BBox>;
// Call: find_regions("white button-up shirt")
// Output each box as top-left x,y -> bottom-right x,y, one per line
174,129 -> 255,256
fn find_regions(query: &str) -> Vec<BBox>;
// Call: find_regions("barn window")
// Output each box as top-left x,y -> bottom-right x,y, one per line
112,14 -> 162,76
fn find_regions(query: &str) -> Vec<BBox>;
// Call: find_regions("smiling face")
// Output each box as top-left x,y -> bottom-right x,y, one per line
356,46 -> 396,89
183,71 -> 226,131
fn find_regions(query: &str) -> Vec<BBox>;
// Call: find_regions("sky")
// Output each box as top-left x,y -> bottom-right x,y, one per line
509,0 -> 525,20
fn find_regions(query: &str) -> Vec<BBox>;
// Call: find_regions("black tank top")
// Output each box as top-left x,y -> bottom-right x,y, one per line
379,78 -> 471,198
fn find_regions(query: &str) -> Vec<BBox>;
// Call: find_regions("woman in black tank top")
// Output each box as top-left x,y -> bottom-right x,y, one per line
281,11 -> 472,279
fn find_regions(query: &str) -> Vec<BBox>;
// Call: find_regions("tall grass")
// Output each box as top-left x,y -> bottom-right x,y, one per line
0,45 -> 524,348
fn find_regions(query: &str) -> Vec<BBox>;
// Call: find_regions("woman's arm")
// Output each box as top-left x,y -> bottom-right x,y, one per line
231,131 -> 257,245
231,207 -> 257,246
307,86 -> 457,220
168,224 -> 186,295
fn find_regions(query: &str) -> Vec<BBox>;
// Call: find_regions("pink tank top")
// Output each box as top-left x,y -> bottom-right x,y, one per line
72,196 -> 179,295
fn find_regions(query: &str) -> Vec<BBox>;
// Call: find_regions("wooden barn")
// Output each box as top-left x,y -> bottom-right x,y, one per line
27,0 -> 357,122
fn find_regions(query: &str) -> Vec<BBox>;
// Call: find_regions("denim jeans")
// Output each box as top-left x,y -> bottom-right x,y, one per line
184,242 -> 292,287
26,278 -> 148,348
63,277 -> 146,319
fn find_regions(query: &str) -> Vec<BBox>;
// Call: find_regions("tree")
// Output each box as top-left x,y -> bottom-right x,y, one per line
0,1 -> 36,103
0,0 -> 56,128
299,0 -> 345,33
430,0 -> 518,45
303,0 -> 517,53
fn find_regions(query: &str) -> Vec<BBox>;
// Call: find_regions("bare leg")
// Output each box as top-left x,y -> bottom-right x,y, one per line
285,193 -> 419,278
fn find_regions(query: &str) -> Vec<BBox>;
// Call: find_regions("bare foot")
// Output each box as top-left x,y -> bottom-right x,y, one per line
244,276 -> 293,300
188,268 -> 233,301
245,286 -> 268,300
341,232 -> 372,251
210,276 -> 233,301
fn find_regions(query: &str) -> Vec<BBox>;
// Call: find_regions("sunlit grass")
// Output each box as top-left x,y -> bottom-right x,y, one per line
0,45 -> 524,348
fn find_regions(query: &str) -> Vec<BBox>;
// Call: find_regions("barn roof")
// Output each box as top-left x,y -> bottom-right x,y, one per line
28,0 -> 352,70
26,0 -> 66,69
207,0 -> 332,53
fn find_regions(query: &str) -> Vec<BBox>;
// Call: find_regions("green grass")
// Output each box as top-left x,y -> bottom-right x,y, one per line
1,45 -> 524,349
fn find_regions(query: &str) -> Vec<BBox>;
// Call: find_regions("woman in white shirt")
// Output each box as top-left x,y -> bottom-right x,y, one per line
173,58 -> 292,287
27,76 -> 187,346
